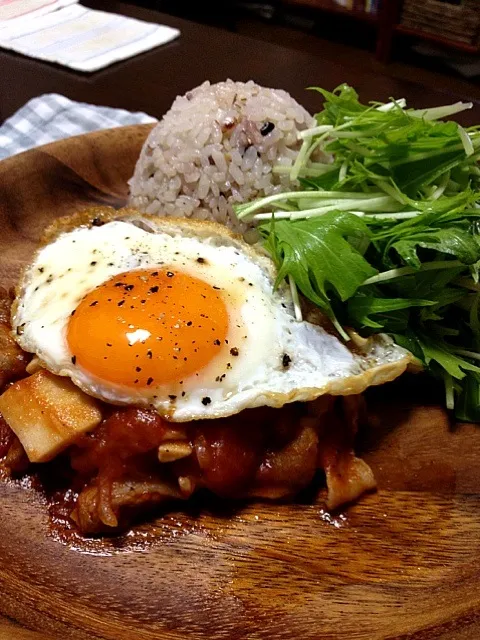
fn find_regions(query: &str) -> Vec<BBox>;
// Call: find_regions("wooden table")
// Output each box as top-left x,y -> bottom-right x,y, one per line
1,3 -> 480,638
1,1 -> 479,125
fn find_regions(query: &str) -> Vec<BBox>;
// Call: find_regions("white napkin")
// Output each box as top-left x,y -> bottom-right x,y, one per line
0,0 -> 77,22
0,3 -> 180,72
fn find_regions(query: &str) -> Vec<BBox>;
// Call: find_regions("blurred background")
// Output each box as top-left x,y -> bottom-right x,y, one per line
128,0 -> 480,99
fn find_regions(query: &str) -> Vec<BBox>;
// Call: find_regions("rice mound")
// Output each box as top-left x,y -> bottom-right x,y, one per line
128,80 -> 314,232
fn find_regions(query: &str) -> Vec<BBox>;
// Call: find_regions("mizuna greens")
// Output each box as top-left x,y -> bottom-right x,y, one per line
235,84 -> 480,421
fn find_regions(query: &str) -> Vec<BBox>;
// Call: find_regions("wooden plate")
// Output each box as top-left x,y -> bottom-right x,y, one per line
1,126 -> 480,640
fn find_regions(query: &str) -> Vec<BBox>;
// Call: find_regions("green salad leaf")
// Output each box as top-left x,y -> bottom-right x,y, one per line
261,212 -> 375,309
346,295 -> 434,329
235,83 -> 480,421
391,228 -> 480,268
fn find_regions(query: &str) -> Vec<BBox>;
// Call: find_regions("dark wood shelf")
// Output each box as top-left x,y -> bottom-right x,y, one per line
396,24 -> 480,55
282,0 -> 480,62
282,0 -> 378,24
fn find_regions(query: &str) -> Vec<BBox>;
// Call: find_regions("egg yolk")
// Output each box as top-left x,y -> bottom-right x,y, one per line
67,268 -> 229,388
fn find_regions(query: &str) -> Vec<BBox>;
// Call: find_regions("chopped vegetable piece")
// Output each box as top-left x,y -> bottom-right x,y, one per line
0,369 -> 102,462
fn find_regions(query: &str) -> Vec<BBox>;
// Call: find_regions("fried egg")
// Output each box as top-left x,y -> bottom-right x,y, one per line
12,209 -> 410,421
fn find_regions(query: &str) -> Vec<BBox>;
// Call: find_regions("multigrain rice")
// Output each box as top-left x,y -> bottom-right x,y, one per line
128,80 -> 314,232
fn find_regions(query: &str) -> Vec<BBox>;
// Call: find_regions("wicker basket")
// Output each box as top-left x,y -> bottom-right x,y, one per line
401,0 -> 480,47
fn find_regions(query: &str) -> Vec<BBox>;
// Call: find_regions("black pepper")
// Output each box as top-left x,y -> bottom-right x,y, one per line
282,353 -> 292,368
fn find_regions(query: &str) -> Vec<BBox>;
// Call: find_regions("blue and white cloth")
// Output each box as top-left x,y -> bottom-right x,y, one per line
0,93 -> 156,161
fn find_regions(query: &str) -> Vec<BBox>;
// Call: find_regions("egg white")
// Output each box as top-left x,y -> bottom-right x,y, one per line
13,214 -> 411,421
